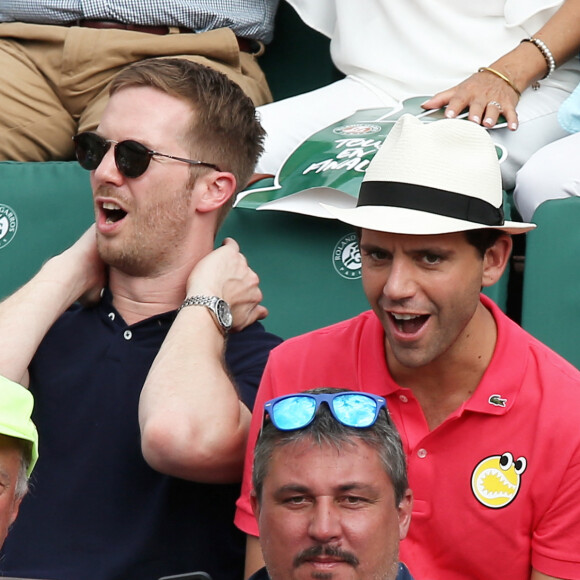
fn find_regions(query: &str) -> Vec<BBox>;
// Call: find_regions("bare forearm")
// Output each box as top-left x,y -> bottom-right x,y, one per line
491,0 -> 580,92
139,238 -> 268,482
0,256 -> 92,384
139,305 -> 251,482
532,0 -> 580,64
0,226 -> 104,385
423,0 -> 580,129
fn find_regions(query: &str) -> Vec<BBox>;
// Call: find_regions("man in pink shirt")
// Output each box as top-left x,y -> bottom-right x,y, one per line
237,115 -> 580,580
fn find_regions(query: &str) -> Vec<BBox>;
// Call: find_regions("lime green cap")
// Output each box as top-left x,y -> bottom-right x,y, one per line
0,376 -> 39,476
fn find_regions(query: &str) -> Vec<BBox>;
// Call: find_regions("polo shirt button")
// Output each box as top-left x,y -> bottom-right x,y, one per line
417,448 -> 428,458
108,312 -> 116,321
399,394 -> 408,403
123,330 -> 133,341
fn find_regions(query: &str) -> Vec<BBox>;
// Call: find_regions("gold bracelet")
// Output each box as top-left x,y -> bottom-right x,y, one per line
477,67 -> 521,97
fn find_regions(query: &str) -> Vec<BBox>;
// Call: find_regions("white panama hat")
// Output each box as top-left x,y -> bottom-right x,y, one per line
321,114 -> 535,235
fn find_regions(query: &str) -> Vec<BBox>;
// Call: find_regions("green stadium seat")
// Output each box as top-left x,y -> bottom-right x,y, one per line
260,2 -> 336,100
520,197 -> 580,368
218,208 -> 369,338
0,162 -> 94,298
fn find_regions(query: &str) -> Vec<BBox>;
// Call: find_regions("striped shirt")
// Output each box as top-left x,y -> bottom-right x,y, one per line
0,0 -> 279,42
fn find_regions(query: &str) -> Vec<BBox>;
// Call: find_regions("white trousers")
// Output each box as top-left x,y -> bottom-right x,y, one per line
513,131 -> 580,222
256,75 -> 573,195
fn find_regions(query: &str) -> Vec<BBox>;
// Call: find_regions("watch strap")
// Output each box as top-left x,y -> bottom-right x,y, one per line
178,295 -> 232,334
178,295 -> 217,312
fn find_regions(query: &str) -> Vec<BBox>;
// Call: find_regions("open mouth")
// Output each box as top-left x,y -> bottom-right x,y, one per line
390,312 -> 429,334
102,201 -> 127,224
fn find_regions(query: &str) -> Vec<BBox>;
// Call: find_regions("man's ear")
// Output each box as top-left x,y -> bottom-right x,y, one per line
250,489 -> 261,521
398,489 -> 413,540
9,495 -> 23,527
481,234 -> 512,288
196,172 -> 237,214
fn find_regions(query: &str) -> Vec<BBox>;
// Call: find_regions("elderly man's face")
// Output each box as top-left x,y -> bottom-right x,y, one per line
0,434 -> 24,547
252,437 -> 412,580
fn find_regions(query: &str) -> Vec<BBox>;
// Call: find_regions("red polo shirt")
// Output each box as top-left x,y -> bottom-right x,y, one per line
236,295 -> 580,579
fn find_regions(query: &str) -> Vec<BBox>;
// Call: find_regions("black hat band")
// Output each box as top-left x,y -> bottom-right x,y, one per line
357,181 -> 505,226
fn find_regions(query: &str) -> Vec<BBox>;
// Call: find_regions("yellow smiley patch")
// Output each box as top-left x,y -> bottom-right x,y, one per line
471,452 -> 527,509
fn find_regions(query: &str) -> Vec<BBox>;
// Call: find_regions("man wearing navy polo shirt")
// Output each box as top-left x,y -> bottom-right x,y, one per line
0,59 -> 281,579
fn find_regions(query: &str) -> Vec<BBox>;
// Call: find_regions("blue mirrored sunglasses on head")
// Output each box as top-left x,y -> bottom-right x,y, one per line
263,391 -> 387,431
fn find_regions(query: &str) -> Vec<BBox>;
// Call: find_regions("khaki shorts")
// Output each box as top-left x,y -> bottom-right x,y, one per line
0,23 -> 272,160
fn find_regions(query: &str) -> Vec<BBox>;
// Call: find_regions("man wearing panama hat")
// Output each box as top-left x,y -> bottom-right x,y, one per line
0,376 -> 38,550
236,115 -> 580,579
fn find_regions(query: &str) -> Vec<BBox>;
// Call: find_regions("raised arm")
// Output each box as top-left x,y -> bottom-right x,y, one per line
0,226 -> 105,386
422,0 -> 580,129
139,238 -> 271,483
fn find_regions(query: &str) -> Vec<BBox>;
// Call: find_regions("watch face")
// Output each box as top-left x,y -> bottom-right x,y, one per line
217,299 -> 233,329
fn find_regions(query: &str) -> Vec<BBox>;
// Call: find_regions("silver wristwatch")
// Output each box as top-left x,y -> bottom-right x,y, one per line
178,295 -> 233,334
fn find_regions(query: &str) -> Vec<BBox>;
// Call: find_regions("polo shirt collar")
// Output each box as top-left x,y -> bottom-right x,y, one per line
462,294 -> 526,416
97,287 -> 176,330
361,295 -> 527,417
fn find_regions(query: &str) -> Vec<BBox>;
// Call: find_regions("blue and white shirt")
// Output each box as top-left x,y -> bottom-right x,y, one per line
0,0 -> 279,42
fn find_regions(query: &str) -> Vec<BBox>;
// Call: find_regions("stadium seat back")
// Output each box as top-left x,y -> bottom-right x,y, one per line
521,197 -> 580,368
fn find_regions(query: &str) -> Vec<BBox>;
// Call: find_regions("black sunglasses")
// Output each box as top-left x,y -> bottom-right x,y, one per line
72,132 -> 221,178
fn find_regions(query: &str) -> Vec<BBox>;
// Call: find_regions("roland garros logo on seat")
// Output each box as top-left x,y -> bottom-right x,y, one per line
0,204 -> 17,249
332,233 -> 362,280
